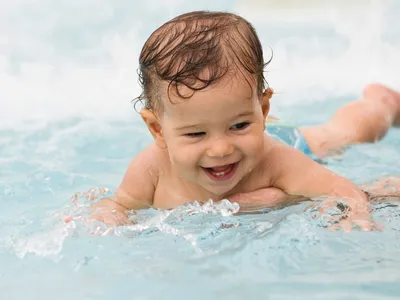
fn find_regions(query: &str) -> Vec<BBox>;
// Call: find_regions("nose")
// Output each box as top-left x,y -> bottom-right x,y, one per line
206,137 -> 234,158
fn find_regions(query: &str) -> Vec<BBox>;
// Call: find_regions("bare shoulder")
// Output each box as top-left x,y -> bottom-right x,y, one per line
117,142 -> 169,209
126,142 -> 167,181
263,136 -> 349,197
259,134 -> 293,165
264,137 -> 312,171
239,135 -> 282,191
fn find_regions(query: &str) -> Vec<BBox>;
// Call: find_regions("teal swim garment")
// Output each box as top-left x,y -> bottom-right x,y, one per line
265,123 -> 314,158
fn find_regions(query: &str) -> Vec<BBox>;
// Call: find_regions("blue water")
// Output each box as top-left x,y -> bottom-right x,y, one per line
1,106 -> 400,299
1,1 -> 400,299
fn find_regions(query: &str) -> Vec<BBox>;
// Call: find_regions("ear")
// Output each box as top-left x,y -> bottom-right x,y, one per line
261,87 -> 273,120
140,109 -> 167,149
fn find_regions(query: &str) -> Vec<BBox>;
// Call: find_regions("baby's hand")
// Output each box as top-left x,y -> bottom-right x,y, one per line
313,196 -> 378,232
65,197 -> 133,227
230,186 -> 378,231
312,181 -> 381,231
89,205 -> 133,226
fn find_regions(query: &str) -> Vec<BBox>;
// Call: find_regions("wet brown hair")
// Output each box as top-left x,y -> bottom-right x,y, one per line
134,11 -> 272,112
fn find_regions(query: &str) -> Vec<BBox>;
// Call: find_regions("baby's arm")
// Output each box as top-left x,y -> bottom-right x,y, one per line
268,144 -> 372,229
91,144 -> 158,225
229,187 -> 307,211
270,145 -> 366,200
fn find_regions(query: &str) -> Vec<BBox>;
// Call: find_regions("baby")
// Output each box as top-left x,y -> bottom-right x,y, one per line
92,11 -> 400,230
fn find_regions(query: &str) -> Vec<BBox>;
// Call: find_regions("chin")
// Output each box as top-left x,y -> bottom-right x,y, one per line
205,182 -> 238,199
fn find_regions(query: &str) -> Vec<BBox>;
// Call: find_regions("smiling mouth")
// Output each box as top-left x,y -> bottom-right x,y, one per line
202,162 -> 239,182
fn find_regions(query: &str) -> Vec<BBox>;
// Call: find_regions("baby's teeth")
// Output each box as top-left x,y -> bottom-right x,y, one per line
215,171 -> 225,176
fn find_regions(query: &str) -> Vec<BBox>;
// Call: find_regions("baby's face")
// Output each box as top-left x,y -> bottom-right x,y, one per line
158,76 -> 267,197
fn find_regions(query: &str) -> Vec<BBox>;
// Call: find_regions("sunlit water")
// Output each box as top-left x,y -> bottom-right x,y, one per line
1,0 -> 400,299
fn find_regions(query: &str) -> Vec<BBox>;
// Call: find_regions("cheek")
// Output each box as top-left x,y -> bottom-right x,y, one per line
240,132 -> 264,154
168,143 -> 202,168
249,139 -> 264,152
240,127 -> 264,147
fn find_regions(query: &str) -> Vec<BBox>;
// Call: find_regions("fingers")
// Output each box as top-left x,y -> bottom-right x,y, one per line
90,209 -> 133,226
338,219 -> 353,232
352,218 -> 374,231
329,218 -> 379,232
310,197 -> 382,232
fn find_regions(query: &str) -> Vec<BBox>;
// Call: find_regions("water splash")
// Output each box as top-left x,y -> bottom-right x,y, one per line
7,192 -> 243,259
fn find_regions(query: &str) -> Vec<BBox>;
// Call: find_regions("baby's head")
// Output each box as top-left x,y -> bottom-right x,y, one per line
136,11 -> 273,196
136,10 -> 272,115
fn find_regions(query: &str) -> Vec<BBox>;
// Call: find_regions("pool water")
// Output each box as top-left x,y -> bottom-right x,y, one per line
1,108 -> 399,299
1,1 -> 400,299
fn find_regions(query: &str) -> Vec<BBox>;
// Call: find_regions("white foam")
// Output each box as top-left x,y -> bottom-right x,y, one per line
236,0 -> 400,104
1,0 -> 399,127
0,29 -> 141,126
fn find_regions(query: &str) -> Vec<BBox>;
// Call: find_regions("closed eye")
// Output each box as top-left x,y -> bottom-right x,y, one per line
184,132 -> 206,138
230,122 -> 250,131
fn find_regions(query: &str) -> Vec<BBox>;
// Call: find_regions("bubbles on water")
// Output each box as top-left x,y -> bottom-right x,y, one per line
5,183 -> 400,290
70,187 -> 110,203
13,223 -> 69,260
182,199 -> 240,216
4,194 -> 244,259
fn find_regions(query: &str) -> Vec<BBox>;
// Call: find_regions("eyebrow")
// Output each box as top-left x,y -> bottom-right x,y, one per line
174,124 -> 202,131
234,111 -> 254,118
